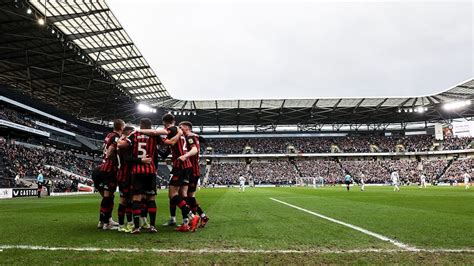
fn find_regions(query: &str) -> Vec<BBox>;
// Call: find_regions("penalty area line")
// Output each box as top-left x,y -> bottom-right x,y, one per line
270,197 -> 419,251
0,245 -> 472,254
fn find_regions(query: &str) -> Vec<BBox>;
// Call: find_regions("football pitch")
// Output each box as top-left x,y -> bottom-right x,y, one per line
0,186 -> 472,264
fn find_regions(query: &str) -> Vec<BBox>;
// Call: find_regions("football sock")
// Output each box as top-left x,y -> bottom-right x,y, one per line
132,200 -> 141,229
187,197 -> 198,214
100,197 -> 113,223
170,199 -> 177,217
118,203 -> 126,225
147,200 -> 157,226
125,200 -> 133,223
140,199 -> 148,218
99,211 -> 104,223
171,195 -> 193,220
196,202 -> 205,217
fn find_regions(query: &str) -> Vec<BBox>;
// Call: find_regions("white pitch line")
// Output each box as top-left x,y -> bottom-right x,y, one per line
0,245 -> 472,254
270,197 -> 419,251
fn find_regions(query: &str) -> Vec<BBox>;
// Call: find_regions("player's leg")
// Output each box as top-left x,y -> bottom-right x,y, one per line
117,183 -> 131,232
169,184 -> 190,231
189,192 -> 209,228
162,200 -> 177,226
140,197 -> 149,229
169,172 -> 197,232
125,198 -> 133,229
144,174 -> 158,232
163,172 -> 177,226
101,190 -> 115,229
100,173 -> 117,230
179,184 -> 190,224
130,174 -> 145,233
145,194 -> 157,232
163,181 -> 178,226
131,193 -> 143,233
188,176 -> 209,227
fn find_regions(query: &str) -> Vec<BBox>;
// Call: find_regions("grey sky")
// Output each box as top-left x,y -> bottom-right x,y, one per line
107,0 -> 472,100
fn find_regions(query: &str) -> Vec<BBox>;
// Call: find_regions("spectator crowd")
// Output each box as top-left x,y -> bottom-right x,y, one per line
202,135 -> 473,154
207,157 -> 472,186
0,142 -> 96,191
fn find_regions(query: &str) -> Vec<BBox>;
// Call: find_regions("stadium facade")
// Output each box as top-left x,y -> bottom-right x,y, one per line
0,0 -> 473,132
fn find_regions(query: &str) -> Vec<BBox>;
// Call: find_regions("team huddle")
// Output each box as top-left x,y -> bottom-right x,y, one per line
92,114 -> 209,234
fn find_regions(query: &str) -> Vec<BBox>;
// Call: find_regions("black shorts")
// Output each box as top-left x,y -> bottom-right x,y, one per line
169,168 -> 192,187
118,181 -> 131,198
92,168 -> 117,192
345,180 -> 351,185
37,182 -> 43,189
131,173 -> 157,196
187,175 -> 200,193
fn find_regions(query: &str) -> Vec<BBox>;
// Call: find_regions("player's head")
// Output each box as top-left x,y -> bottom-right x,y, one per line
162,113 -> 175,127
179,121 -> 192,134
139,118 -> 152,129
122,125 -> 135,136
113,119 -> 125,132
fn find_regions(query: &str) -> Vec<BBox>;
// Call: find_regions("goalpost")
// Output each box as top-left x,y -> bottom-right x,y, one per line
296,176 -> 325,188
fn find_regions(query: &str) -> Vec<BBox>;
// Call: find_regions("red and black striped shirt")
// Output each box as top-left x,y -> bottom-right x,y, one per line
99,132 -> 120,173
128,131 -> 161,175
166,126 -> 192,170
116,145 -> 132,183
186,134 -> 201,177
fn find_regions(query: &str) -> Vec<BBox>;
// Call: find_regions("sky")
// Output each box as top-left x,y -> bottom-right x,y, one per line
107,0 -> 473,100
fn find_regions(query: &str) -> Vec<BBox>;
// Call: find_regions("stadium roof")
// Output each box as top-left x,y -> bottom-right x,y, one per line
0,0 -> 472,128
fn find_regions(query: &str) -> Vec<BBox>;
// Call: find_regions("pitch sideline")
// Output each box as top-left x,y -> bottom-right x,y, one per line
0,245 -> 473,254
271,197 -> 420,251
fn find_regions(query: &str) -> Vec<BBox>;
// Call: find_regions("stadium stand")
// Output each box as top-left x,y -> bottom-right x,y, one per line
202,135 -> 472,154
296,160 -> 343,184
0,141 -> 97,190
206,156 -> 472,186
208,162 -> 248,185
248,160 -> 298,185
443,158 -> 473,182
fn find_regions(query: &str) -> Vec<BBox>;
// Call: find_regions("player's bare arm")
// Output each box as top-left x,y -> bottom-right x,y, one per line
136,128 -> 168,136
163,129 -> 183,145
104,145 -> 116,158
117,139 -> 129,149
123,148 -> 152,164
178,146 -> 198,161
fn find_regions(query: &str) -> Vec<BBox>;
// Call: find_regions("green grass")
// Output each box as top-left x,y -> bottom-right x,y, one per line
0,186 -> 472,264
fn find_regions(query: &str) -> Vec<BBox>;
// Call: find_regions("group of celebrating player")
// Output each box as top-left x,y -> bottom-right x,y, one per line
92,113 -> 209,234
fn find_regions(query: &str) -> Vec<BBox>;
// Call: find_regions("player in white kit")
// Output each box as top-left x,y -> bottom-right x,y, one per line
239,175 -> 246,192
391,170 -> 400,192
419,173 -> 427,188
464,172 -> 471,189
359,173 -> 365,191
